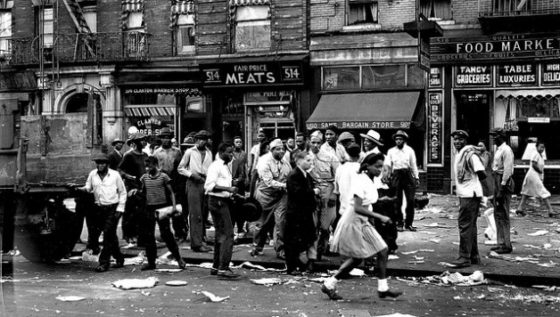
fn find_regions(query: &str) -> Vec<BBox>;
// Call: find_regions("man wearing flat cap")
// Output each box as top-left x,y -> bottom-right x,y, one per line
78,153 -> 127,272
251,138 -> 292,259
309,130 -> 340,263
450,130 -> 486,268
489,128 -> 514,254
178,130 -> 214,252
384,130 -> 419,232
108,139 -> 125,170
321,125 -> 348,164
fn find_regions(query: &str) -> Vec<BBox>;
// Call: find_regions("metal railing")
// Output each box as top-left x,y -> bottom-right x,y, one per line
479,0 -> 560,16
2,31 -> 151,65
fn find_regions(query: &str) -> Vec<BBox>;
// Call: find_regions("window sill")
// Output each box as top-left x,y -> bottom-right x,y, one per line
342,24 -> 382,32
427,18 -> 455,25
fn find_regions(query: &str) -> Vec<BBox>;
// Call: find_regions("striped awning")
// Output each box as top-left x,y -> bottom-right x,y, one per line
229,0 -> 270,6
124,105 -> 176,117
172,0 -> 195,14
496,89 -> 560,100
122,0 -> 143,13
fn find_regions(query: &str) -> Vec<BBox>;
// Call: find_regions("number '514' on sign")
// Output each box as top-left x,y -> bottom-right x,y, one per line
282,66 -> 301,81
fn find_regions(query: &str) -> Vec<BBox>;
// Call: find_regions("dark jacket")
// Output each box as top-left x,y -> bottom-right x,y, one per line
232,156 -> 247,194
285,167 -> 317,250
108,149 -> 123,170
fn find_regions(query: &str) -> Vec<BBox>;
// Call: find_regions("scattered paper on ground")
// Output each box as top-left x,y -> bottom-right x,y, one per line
388,255 -> 399,260
55,296 -> 85,302
199,291 -> 229,302
155,268 -> 183,273
349,268 -> 365,277
441,271 -> 486,286
112,277 -> 158,290
232,261 -> 285,272
373,313 -> 418,317
528,230 -> 549,236
165,280 -> 188,286
250,278 -> 283,286
81,250 -> 99,263
124,252 -> 146,266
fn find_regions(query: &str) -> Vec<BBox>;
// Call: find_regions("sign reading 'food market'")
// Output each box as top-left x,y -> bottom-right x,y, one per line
454,65 -> 492,87
201,62 -> 305,88
497,64 -> 537,86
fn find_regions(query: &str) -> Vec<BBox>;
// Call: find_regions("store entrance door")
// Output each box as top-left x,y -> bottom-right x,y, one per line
456,92 -> 491,145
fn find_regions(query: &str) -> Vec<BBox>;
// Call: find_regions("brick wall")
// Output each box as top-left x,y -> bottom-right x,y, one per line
145,0 -> 173,57
427,167 -> 447,193
13,1 -> 36,39
378,0 -> 415,29
197,0 -> 228,55
452,0 -> 480,25
97,0 -> 121,34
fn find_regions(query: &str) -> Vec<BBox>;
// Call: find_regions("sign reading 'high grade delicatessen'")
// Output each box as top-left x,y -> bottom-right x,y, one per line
201,61 -> 305,88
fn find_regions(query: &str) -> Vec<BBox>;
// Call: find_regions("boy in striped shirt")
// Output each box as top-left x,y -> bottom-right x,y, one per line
139,156 -> 185,270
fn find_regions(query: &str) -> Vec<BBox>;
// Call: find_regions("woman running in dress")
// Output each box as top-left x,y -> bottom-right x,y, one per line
516,141 -> 557,217
321,153 -> 402,300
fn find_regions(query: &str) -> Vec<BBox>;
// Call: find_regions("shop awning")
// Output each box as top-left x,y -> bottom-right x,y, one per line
496,89 -> 560,100
124,105 -> 176,117
306,92 -> 423,130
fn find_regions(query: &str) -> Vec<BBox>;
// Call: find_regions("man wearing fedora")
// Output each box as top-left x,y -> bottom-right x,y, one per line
489,128 -> 515,254
178,130 -> 214,252
154,127 -> 188,241
108,138 -> 125,170
384,130 -> 419,232
251,138 -> 292,259
360,130 -> 384,158
450,130 -> 486,268
78,153 -> 127,272
118,133 -> 149,245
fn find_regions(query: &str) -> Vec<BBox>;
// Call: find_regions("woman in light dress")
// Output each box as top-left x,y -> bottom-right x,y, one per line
516,141 -> 556,217
321,153 -> 402,300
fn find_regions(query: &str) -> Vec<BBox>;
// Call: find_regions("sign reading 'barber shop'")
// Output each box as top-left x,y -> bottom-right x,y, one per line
201,62 -> 305,88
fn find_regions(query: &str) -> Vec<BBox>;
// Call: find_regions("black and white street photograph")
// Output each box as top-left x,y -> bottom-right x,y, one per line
2,0 -> 560,316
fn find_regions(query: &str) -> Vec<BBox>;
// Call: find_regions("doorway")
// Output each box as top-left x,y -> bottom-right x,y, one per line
456,92 -> 491,145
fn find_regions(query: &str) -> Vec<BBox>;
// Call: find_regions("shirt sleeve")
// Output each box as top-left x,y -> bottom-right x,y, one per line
384,149 -> 393,167
177,149 -> 192,177
204,163 -> 219,194
352,175 -> 366,200
470,154 -> 485,173
258,159 -> 286,189
116,174 -> 127,212
502,148 -> 515,185
83,171 -> 94,192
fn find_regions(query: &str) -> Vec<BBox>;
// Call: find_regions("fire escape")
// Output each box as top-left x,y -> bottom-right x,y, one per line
478,0 -> 560,32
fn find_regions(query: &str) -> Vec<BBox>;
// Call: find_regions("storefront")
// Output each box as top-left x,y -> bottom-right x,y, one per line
200,55 -> 309,151
431,32 -> 560,193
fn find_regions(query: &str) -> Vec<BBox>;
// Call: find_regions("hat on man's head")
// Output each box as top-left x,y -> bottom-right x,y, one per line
451,130 -> 469,139
360,130 -> 384,146
126,132 -> 147,145
92,153 -> 110,163
158,127 -> 173,138
111,138 -> 124,146
338,131 -> 355,143
194,130 -> 211,140
325,125 -> 339,135
310,130 -> 323,142
392,130 -> 409,140
270,138 -> 283,150
489,128 -> 507,138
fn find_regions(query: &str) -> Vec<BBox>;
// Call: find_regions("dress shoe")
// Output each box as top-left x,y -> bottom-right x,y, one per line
494,247 -> 512,254
250,248 -> 263,256
177,259 -> 186,270
111,259 -> 125,269
405,225 -> 417,232
192,245 -> 213,253
217,269 -> 240,279
321,284 -> 342,300
210,268 -> 218,275
397,225 -> 404,232
515,210 -> 527,217
490,246 -> 502,251
95,265 -> 109,273
378,289 -> 403,299
470,256 -> 482,265
450,258 -> 471,268
141,263 -> 156,271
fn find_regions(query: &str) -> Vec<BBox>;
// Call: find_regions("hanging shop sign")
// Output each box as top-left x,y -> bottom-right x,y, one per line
431,33 -> 560,63
201,61 -> 305,88
429,67 -> 442,88
454,65 -> 492,87
541,62 -> 560,86
427,92 -> 443,166
497,64 -> 536,87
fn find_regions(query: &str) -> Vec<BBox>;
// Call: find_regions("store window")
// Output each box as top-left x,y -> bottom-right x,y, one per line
347,0 -> 378,25
124,92 -> 177,137
0,10 -> 11,57
235,6 -> 271,51
323,67 -> 360,90
38,7 -> 54,47
362,65 -> 405,89
420,0 -> 452,20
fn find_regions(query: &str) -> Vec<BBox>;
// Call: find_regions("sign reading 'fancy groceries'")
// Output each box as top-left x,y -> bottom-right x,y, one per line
431,33 -> 560,63
201,62 -> 304,88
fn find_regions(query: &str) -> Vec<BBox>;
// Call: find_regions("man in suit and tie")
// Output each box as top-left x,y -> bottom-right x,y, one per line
108,139 -> 124,170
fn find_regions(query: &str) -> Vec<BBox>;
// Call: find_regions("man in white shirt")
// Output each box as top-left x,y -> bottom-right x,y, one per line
320,125 -> 347,164
450,130 -> 486,268
384,130 -> 419,232
204,143 -> 239,278
78,153 -> 127,273
490,128 -> 515,254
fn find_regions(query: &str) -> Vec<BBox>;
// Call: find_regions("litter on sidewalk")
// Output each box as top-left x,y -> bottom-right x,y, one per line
397,271 -> 486,287
165,280 -> 188,286
250,278 -> 283,286
196,291 -> 229,302
231,261 -> 285,272
55,296 -> 86,302
112,277 -> 158,290
527,230 -> 549,236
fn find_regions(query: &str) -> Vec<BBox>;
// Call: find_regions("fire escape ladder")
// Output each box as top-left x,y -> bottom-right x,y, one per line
61,0 -> 96,60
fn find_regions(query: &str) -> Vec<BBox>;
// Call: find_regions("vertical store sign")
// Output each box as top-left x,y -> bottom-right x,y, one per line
428,92 -> 443,166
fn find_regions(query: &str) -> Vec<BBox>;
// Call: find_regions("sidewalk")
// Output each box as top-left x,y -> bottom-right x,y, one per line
118,195 -> 560,286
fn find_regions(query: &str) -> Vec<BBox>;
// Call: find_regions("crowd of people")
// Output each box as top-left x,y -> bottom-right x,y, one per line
76,124 -> 556,300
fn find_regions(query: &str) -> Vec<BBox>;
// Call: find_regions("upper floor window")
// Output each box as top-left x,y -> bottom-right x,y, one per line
38,7 -> 54,48
0,10 -> 12,57
235,5 -> 271,51
347,0 -> 378,25
171,1 -> 195,55
82,5 -> 97,33
122,0 -> 146,57
420,0 -> 452,20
